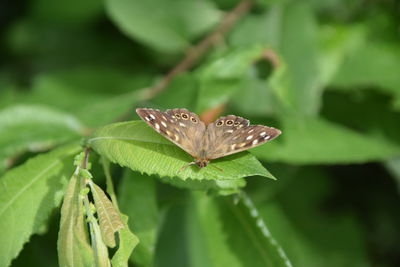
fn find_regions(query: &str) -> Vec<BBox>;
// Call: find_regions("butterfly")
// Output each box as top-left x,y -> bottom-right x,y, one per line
136,108 -> 281,169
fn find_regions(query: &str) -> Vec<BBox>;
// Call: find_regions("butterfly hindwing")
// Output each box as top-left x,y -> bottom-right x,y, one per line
136,108 -> 206,158
205,115 -> 281,160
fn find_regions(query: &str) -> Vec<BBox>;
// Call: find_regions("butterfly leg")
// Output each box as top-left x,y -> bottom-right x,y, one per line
177,161 -> 197,173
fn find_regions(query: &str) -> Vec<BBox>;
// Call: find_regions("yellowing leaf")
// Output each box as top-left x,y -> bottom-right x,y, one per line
90,182 -> 124,248
58,169 -> 94,267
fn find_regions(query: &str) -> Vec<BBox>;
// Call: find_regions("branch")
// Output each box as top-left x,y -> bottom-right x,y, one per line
142,0 -> 254,100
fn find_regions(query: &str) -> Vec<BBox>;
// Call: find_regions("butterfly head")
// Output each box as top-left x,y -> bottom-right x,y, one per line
195,159 -> 209,168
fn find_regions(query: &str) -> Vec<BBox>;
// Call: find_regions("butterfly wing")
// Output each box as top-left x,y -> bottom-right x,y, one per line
204,115 -> 281,160
136,108 -> 206,158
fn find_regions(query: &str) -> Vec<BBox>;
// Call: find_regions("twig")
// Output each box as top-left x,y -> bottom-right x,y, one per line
142,0 -> 255,100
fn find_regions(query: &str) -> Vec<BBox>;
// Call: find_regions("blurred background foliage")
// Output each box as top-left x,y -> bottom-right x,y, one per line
1,0 -> 400,266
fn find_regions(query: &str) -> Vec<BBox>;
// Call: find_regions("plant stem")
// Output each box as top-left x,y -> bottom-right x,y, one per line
101,157 -> 120,212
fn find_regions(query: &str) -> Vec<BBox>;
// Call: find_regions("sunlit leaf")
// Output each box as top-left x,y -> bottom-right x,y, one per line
88,121 -> 275,181
0,144 -> 81,267
111,215 -> 139,267
0,105 -> 84,171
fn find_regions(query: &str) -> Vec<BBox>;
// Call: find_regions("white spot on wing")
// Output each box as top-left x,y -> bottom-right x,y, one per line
161,121 -> 167,127
260,132 -> 266,137
179,122 -> 186,127
264,135 -> 271,140
252,139 -> 258,145
226,129 -> 234,133
230,144 -> 236,150
145,116 -> 151,121
248,129 -> 254,133
246,135 -> 253,140
149,114 -> 155,119
155,123 -> 160,130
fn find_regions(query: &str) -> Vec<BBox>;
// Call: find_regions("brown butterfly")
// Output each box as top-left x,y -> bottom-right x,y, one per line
136,108 -> 281,169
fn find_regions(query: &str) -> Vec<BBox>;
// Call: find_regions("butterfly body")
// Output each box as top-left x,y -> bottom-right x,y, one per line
136,108 -> 281,168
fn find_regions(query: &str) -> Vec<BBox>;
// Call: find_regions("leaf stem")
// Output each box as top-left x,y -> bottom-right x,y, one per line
101,157 -> 120,212
78,147 -> 105,266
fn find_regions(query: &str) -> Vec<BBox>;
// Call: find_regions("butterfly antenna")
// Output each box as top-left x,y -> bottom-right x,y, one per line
177,162 -> 196,173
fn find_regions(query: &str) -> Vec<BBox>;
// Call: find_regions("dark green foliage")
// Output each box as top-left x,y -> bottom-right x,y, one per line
1,0 -> 400,266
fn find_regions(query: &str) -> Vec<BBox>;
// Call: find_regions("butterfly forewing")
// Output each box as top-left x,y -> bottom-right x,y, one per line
136,108 -> 206,158
204,115 -> 281,160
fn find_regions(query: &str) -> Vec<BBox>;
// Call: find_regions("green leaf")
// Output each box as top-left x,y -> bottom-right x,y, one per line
76,91 -> 142,127
186,192 -> 292,267
230,3 -> 322,115
90,215 -> 112,267
252,115 -> 400,164
31,0 -> 103,26
118,171 -> 159,266
89,182 -> 124,248
111,215 -> 140,267
318,24 -> 366,87
0,143 -> 81,267
154,201 -> 189,267
151,73 -> 198,111
196,45 -> 267,113
58,166 -> 94,267
231,75 -> 278,117
331,42 -> 400,109
88,121 -> 274,181
321,90 -> 400,147
252,167 -> 369,267
385,157 -> 400,193
105,0 -> 221,52
0,105 -> 84,172
28,68 -> 149,127
159,176 -> 246,195
279,3 -> 321,115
